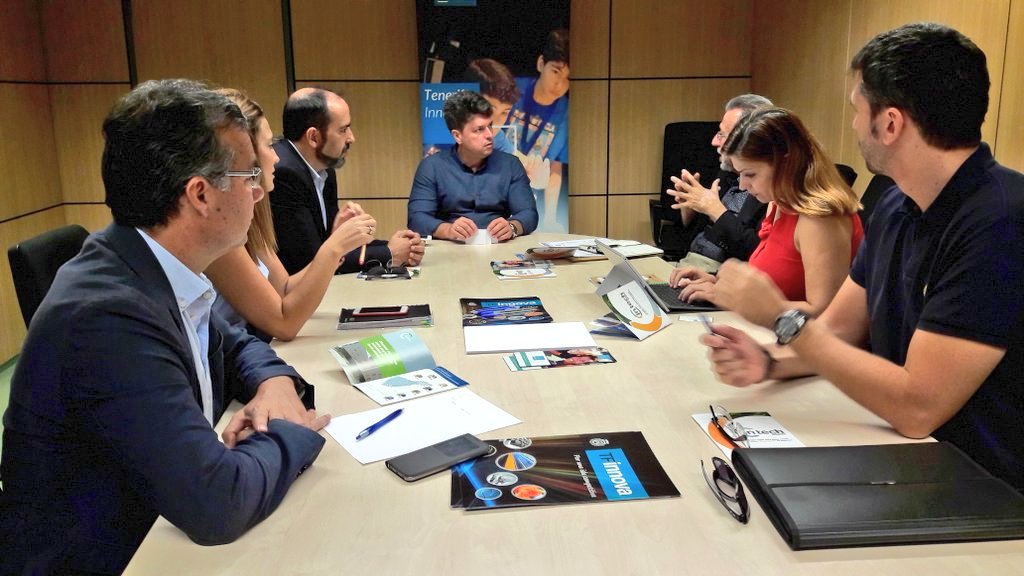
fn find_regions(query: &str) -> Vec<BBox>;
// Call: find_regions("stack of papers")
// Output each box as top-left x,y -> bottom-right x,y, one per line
542,238 -> 664,260
491,259 -> 556,280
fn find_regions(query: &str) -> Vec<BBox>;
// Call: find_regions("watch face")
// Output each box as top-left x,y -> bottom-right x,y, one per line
774,311 -> 807,344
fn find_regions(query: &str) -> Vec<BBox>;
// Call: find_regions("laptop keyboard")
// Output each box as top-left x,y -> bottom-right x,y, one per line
648,283 -> 719,312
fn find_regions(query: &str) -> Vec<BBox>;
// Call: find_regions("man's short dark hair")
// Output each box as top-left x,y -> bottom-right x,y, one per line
850,22 -> 988,150
443,90 -> 492,132
102,79 -> 247,228
466,58 -> 521,105
282,88 -> 338,142
541,29 -> 569,66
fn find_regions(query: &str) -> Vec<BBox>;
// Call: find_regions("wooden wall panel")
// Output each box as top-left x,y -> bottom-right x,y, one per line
608,78 -> 750,195
132,0 -> 288,133
0,208 -> 66,361
610,0 -> 750,78
751,0 -> 852,160
351,199 -> 411,244
607,195 -> 659,244
0,0 -> 45,81
297,82 -> 422,201
291,0 -> 417,80
568,80 -> 608,195
569,196 -> 607,238
838,0 -> 1011,192
0,84 -> 61,221
571,0 -> 610,78
50,85 -> 129,204
994,0 -> 1024,172
40,0 -> 128,82
64,204 -> 113,233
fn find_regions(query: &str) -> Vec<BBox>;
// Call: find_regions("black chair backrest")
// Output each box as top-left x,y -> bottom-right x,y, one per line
835,163 -> 858,187
659,121 -> 720,214
859,174 -> 896,231
7,224 -> 89,327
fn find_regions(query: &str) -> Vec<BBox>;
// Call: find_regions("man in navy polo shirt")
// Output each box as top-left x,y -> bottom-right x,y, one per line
407,90 -> 538,242
698,23 -> 1023,491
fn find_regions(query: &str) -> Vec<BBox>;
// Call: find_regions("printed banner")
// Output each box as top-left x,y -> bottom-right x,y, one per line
416,0 -> 570,232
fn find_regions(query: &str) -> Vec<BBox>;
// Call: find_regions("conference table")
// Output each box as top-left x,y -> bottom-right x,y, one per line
127,234 -> 1024,575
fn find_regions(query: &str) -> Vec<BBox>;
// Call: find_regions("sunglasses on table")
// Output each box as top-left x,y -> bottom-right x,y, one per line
701,456 -> 750,524
361,260 -> 410,280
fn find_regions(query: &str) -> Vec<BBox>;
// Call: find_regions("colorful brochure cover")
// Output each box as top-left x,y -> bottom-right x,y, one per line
491,259 -> 556,280
600,280 -> 671,340
460,296 -> 553,326
502,347 -> 617,372
329,328 -> 436,384
692,411 -> 805,458
354,366 -> 468,406
450,431 -> 679,511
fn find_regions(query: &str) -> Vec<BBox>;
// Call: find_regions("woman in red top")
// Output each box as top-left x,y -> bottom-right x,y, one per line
670,107 -> 863,316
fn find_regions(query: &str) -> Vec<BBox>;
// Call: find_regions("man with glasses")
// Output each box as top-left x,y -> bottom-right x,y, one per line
701,24 -> 1024,492
668,94 -> 772,274
407,90 -> 538,242
271,87 -> 425,274
0,79 -> 329,574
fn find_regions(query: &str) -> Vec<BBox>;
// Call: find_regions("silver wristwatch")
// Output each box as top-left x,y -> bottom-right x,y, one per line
772,309 -> 809,345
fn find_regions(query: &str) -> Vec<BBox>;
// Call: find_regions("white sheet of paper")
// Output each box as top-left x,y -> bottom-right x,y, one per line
464,229 -> 492,245
464,322 -> 597,354
325,388 -> 520,464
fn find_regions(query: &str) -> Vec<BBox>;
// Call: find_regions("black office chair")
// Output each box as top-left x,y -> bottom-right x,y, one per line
650,121 -> 720,261
835,163 -> 858,187
858,174 -> 895,232
7,224 -> 89,327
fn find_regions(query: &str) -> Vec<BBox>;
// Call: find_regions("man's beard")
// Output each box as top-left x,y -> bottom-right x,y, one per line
316,142 -> 350,170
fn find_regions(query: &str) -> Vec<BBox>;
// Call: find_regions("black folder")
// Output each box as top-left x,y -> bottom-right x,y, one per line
731,442 -> 1024,550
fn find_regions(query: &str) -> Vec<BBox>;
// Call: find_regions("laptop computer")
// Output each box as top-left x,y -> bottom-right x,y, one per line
595,240 -> 719,313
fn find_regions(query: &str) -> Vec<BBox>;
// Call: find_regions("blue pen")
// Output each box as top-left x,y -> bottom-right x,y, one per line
355,408 -> 403,441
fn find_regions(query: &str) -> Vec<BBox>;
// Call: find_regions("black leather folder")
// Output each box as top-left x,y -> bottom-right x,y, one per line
731,442 -> 1024,550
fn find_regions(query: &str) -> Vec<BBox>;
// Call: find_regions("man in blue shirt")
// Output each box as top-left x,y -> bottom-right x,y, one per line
408,90 -> 538,242
698,24 -> 1023,491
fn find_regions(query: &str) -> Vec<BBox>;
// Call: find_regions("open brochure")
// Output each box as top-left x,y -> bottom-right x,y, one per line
491,259 -> 556,280
450,431 -> 679,511
329,328 -> 471,405
692,411 -> 804,457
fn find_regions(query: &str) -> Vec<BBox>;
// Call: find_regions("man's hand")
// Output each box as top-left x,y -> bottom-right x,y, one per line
395,230 -> 425,265
332,201 -> 365,231
714,260 -> 789,328
438,216 -> 478,241
486,217 -> 515,242
699,324 -> 772,387
222,376 -> 331,447
670,171 -> 727,221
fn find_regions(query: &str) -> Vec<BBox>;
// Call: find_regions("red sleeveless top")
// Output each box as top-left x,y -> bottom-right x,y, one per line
748,204 -> 864,301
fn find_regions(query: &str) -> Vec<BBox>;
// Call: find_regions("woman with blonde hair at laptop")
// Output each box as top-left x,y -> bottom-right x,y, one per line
669,107 -> 863,316
206,88 -> 376,341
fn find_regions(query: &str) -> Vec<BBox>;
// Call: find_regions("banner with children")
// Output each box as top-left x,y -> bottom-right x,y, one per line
416,0 -> 570,233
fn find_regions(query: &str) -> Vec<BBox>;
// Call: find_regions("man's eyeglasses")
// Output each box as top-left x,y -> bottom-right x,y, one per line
701,457 -> 750,524
224,167 -> 263,188
362,260 -> 410,280
710,404 -> 749,448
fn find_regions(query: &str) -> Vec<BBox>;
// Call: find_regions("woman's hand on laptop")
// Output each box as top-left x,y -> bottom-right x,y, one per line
669,266 -> 715,288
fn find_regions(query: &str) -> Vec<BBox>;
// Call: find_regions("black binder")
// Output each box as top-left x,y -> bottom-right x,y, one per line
731,442 -> 1024,550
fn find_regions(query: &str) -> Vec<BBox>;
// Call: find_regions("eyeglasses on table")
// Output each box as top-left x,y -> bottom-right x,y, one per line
710,404 -> 749,449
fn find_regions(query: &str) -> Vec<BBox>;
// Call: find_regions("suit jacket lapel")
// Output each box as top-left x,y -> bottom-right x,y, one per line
278,140 -> 330,238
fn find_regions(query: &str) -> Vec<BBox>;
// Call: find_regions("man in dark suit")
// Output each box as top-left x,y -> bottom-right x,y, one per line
271,87 -> 425,274
667,94 -> 772,273
0,79 -> 329,574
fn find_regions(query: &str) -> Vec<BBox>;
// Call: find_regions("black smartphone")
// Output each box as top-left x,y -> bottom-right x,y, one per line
386,433 -> 491,482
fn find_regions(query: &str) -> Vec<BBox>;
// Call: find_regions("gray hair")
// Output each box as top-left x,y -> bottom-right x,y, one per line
102,79 -> 248,228
724,93 -> 773,113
